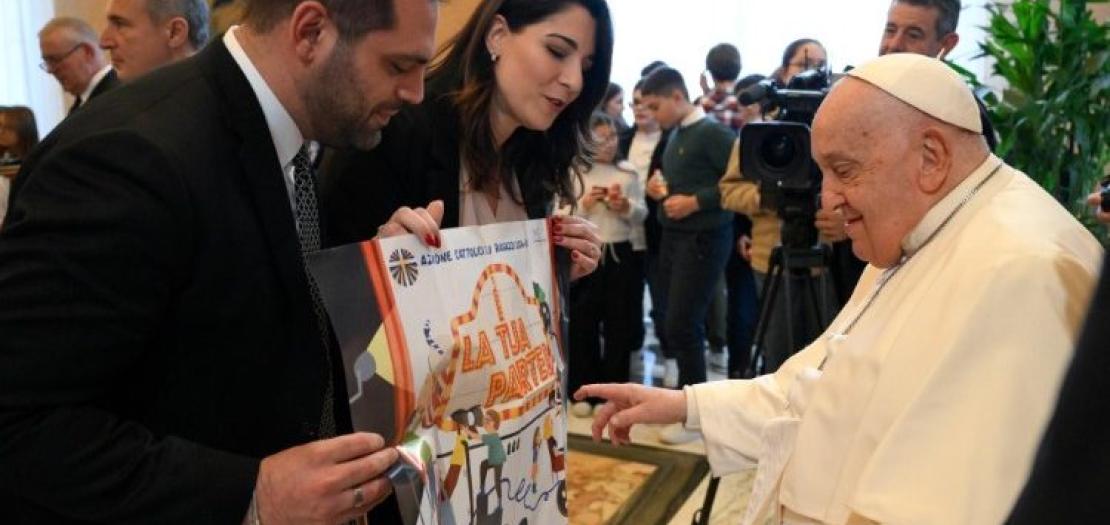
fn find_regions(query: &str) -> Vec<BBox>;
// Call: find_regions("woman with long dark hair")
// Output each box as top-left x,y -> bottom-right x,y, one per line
0,106 -> 39,161
323,0 -> 614,283
0,106 -> 40,226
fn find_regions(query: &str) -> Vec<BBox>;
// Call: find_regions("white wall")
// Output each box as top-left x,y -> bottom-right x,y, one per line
607,0 -> 992,114
0,1 -> 60,133
0,0 -> 112,137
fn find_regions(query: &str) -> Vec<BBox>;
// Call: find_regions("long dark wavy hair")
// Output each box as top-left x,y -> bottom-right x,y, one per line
0,106 -> 39,159
426,0 -> 614,207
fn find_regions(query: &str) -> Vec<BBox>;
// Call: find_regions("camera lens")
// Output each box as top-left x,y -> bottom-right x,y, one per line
761,133 -> 797,169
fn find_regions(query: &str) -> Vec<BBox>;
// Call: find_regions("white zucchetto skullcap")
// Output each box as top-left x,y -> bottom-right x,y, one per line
846,53 -> 982,134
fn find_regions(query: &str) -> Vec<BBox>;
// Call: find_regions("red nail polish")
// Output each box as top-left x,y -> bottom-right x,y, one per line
425,234 -> 436,246
434,235 -> 442,248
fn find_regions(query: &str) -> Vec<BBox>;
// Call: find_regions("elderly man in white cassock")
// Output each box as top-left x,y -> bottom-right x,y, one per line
576,53 -> 1104,525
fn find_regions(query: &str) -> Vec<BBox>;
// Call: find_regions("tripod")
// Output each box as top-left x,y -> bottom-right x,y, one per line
692,244 -> 833,525
746,244 -> 833,376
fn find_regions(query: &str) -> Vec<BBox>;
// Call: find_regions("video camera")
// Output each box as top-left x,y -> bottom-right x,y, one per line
738,68 -> 831,248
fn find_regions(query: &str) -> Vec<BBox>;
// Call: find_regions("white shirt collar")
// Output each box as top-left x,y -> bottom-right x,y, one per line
901,153 -> 1001,256
679,107 -> 706,129
223,26 -> 305,170
79,65 -> 113,103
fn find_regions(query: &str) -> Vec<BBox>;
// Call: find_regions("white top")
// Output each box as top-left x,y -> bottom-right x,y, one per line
224,26 -> 305,211
78,65 -> 113,105
626,128 -> 660,251
572,161 -> 646,244
627,128 -> 660,177
458,162 -> 529,227
685,155 -> 1104,524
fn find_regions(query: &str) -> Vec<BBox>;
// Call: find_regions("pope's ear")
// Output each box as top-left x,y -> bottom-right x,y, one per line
918,127 -> 951,194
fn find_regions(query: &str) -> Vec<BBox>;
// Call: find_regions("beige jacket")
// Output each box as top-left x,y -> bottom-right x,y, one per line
719,142 -> 781,273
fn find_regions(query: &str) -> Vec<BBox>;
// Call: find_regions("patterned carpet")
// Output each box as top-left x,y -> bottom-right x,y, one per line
566,450 -> 657,524
566,435 -> 711,525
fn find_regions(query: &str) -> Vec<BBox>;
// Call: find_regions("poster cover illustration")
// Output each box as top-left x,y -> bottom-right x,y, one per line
309,219 -> 568,525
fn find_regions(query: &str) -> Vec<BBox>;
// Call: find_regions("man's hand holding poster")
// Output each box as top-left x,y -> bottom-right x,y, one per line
309,219 -> 568,525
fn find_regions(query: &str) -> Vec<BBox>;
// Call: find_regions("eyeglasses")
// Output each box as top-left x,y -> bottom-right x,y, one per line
39,44 -> 82,72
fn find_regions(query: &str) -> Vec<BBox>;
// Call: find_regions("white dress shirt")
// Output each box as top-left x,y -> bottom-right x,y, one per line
223,26 -> 307,211
76,65 -> 113,107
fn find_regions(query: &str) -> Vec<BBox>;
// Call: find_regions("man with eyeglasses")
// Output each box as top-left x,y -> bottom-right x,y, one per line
38,17 -> 119,116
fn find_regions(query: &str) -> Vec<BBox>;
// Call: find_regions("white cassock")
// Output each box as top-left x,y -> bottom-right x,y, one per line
684,154 -> 1104,525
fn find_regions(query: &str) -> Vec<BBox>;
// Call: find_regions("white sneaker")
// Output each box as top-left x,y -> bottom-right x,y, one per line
663,358 -> 679,388
708,350 -> 728,373
658,423 -> 702,445
571,401 -> 594,418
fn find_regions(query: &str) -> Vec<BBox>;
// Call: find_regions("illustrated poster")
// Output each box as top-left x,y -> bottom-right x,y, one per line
309,219 -> 568,525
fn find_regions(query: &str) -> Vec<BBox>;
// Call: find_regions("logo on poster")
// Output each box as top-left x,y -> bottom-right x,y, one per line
388,248 -> 419,286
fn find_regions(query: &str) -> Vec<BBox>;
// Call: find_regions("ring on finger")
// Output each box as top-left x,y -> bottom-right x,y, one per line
352,486 -> 365,509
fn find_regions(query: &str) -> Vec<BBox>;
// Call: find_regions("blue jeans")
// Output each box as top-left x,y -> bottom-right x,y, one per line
656,223 -> 732,386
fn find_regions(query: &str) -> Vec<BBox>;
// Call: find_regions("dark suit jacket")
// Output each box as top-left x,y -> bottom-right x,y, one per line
67,69 -> 120,116
0,40 -> 352,523
88,69 -> 121,101
1006,254 -> 1110,524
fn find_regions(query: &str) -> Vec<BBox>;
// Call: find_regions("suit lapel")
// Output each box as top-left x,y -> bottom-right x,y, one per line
204,41 -> 307,304
89,70 -> 120,100
197,39 -> 327,431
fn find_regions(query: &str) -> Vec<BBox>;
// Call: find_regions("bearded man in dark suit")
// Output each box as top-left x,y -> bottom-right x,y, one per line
0,0 -> 438,523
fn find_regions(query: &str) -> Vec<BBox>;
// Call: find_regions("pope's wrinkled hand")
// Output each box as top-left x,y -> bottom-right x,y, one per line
573,384 -> 687,446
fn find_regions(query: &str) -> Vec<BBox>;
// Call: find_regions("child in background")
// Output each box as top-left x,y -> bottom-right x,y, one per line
642,67 -> 736,444
568,113 -> 647,417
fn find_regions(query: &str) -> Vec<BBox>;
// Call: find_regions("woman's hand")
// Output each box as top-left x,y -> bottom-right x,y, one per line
553,215 -> 601,281
376,200 -> 445,247
573,384 -> 687,446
